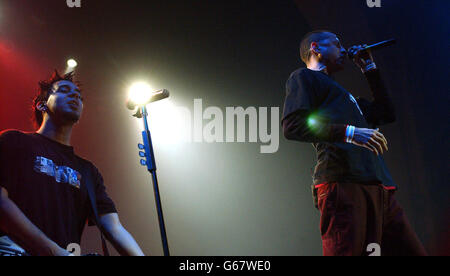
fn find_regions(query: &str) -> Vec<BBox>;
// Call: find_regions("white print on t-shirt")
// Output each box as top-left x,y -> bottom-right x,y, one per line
33,156 -> 81,189
348,93 -> 364,116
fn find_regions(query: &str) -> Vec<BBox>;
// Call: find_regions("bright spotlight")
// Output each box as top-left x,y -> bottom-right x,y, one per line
127,82 -> 170,111
128,82 -> 153,107
67,59 -> 78,68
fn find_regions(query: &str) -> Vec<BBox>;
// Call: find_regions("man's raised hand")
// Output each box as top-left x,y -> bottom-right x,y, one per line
351,127 -> 388,155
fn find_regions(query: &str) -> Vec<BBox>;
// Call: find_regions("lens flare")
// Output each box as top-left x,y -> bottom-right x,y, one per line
133,99 -> 191,147
307,116 -> 317,128
128,82 -> 153,105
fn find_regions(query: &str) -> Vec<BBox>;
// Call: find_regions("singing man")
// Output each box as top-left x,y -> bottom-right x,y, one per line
282,30 -> 427,256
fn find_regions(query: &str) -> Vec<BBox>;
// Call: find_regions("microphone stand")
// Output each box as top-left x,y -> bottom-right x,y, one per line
135,105 -> 170,256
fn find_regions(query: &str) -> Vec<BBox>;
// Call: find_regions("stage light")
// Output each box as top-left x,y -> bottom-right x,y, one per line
127,82 -> 170,110
128,82 -> 153,106
127,82 -> 184,147
67,59 -> 77,68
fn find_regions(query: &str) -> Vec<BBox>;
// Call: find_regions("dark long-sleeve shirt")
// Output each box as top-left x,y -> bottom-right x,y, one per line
281,68 -> 396,187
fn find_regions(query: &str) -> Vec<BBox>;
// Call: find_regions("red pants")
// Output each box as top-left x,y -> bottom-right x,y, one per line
315,182 -> 427,256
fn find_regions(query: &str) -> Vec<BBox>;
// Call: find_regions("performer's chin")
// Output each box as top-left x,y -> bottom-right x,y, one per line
62,112 -> 81,124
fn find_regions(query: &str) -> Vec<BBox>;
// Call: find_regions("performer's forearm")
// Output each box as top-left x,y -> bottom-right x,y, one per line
100,213 -> 144,256
283,111 -> 347,143
0,187 -> 68,256
105,225 -> 144,256
364,69 -> 396,124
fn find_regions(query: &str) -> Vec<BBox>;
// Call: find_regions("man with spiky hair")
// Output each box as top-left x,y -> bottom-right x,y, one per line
282,31 -> 427,256
0,70 -> 144,256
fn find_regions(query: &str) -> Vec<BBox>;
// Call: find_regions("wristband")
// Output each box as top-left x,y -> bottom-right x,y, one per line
345,125 -> 355,143
361,62 -> 377,73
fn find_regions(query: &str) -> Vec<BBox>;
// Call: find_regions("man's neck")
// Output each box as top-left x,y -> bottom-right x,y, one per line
36,118 -> 74,146
307,60 -> 331,75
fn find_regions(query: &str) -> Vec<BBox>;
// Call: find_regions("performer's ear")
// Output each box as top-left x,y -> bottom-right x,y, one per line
310,42 -> 320,57
36,101 -> 48,112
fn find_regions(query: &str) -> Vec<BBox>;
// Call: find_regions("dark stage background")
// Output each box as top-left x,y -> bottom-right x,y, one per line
0,0 -> 448,255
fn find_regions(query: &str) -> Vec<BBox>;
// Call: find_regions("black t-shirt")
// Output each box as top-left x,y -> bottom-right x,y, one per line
0,130 -> 117,249
282,68 -> 396,188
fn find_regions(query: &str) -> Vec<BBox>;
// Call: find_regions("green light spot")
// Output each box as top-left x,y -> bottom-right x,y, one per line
307,116 -> 318,128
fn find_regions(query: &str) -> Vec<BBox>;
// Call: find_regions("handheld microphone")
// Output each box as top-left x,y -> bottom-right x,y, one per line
347,39 -> 396,59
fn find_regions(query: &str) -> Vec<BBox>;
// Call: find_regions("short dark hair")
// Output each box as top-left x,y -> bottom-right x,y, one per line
32,70 -> 77,128
299,30 -> 333,64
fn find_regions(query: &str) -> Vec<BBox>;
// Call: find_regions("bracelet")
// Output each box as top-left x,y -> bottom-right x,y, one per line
362,62 -> 377,73
345,125 -> 355,143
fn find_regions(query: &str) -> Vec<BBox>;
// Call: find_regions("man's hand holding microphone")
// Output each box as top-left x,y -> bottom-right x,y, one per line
345,44 -> 388,156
